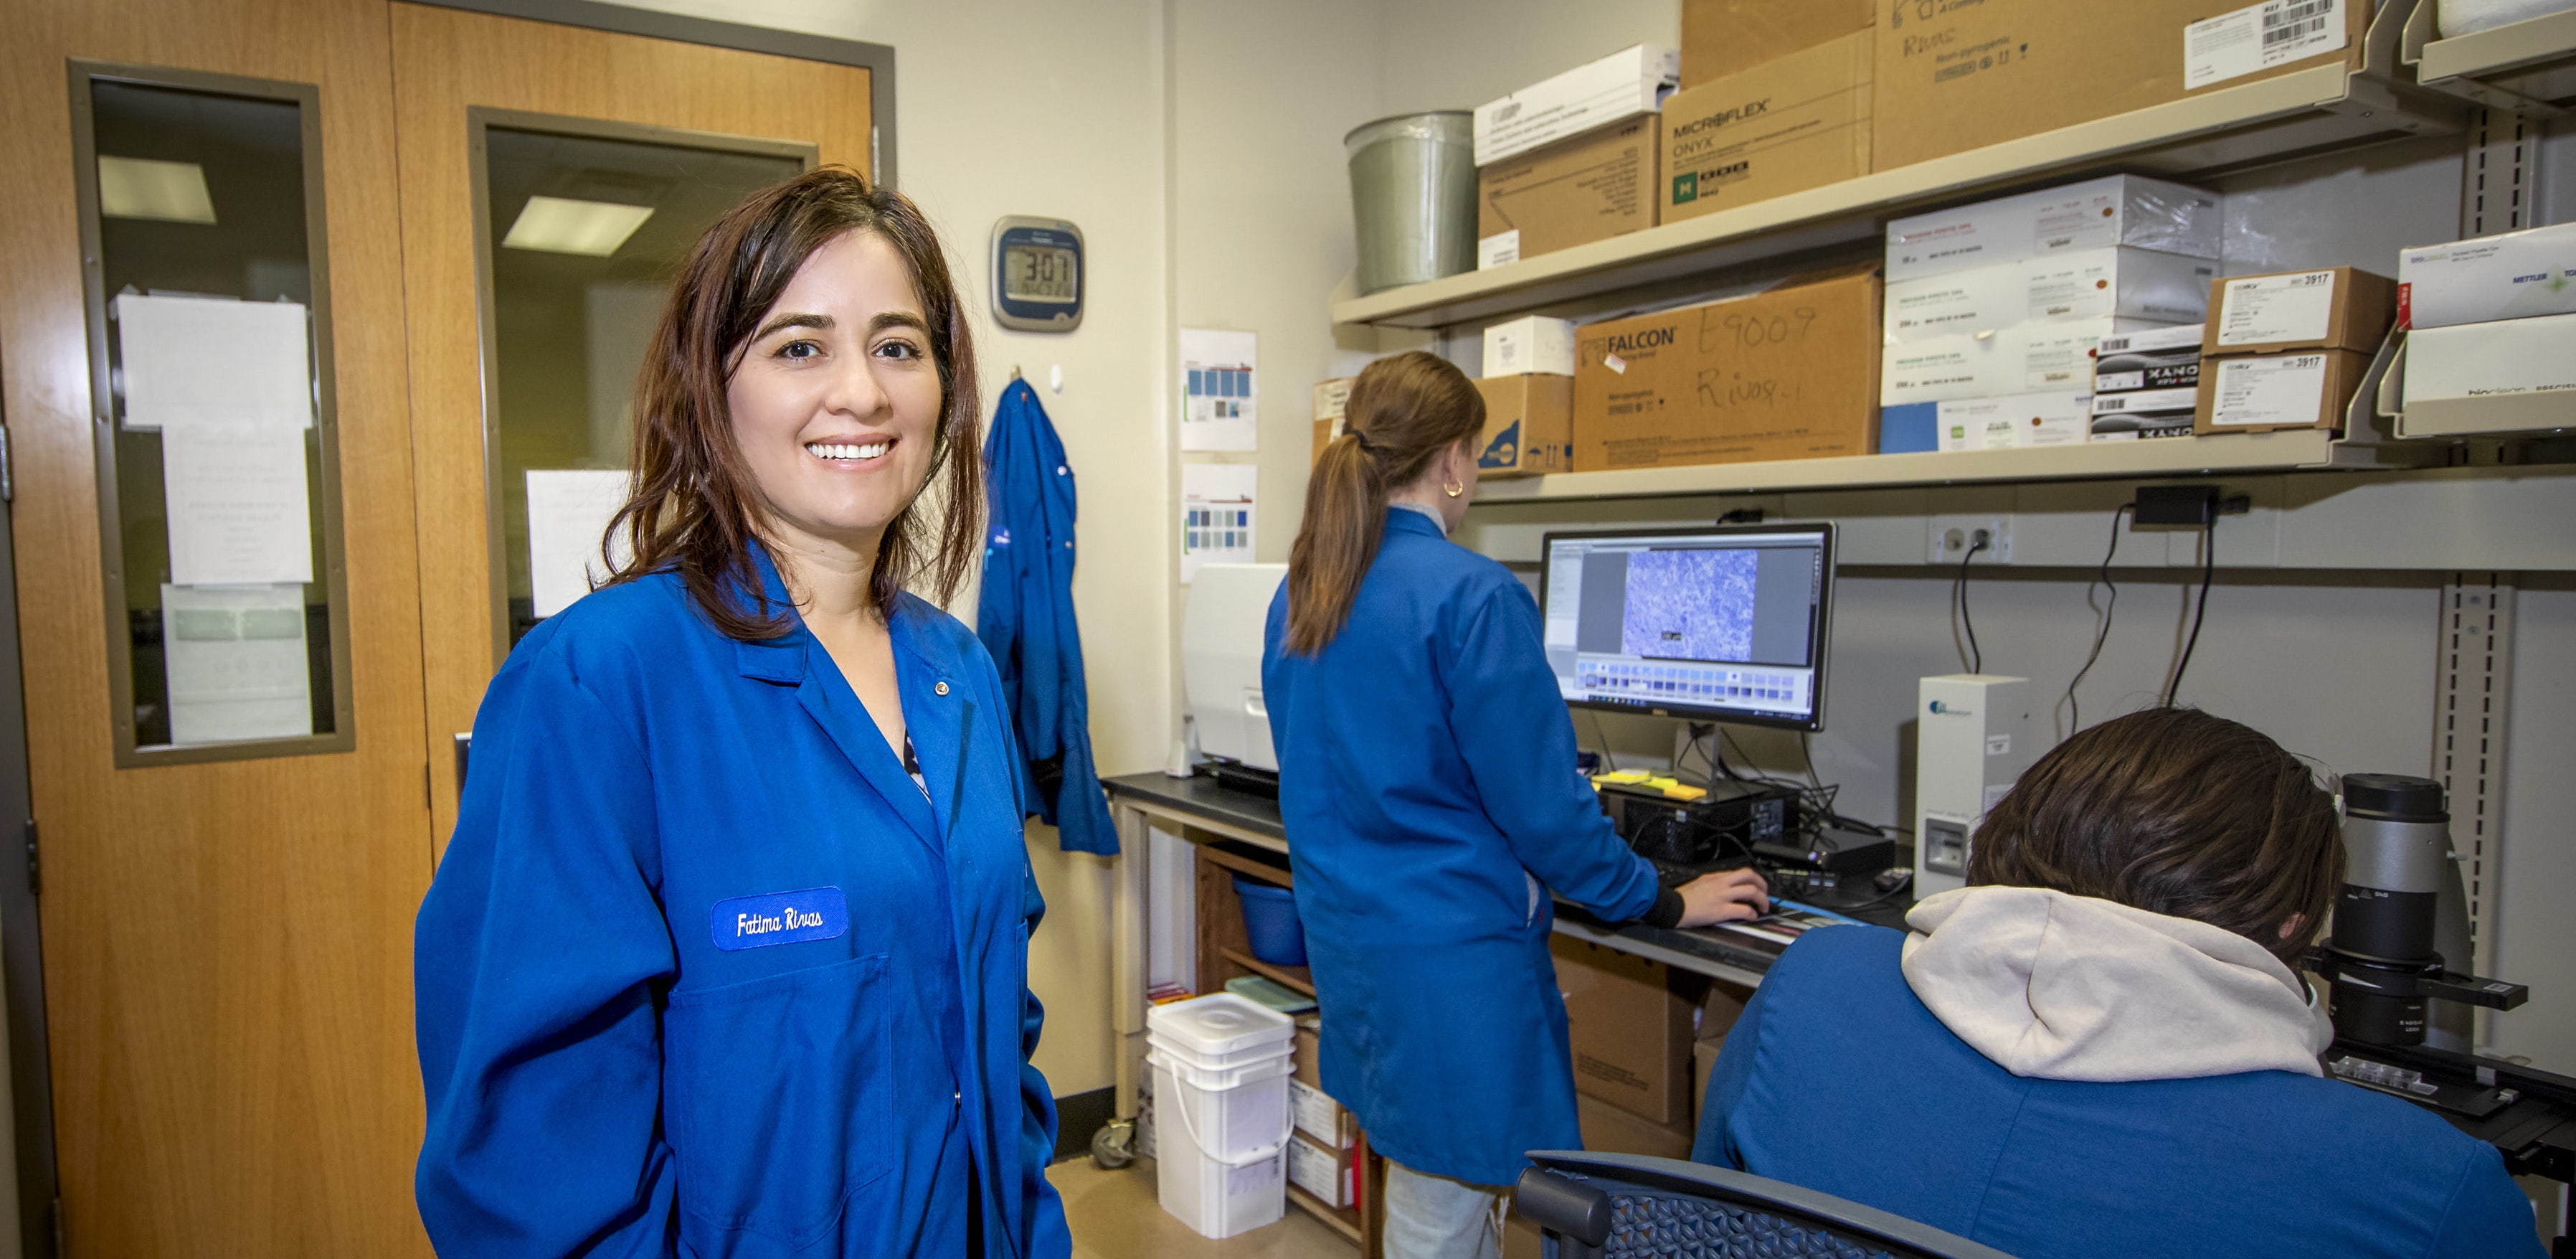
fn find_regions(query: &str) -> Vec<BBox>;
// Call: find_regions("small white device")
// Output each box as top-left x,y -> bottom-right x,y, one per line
990,215 -> 1084,332
1182,563 -> 1288,772
1913,674 -> 2035,897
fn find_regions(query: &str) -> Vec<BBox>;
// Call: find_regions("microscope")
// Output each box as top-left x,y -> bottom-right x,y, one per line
2309,773 -> 2573,1244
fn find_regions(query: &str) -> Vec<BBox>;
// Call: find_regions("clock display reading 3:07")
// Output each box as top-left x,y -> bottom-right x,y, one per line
1005,245 -> 1076,303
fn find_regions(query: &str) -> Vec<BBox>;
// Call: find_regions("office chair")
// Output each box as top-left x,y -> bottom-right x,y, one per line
1515,1151 -> 2020,1259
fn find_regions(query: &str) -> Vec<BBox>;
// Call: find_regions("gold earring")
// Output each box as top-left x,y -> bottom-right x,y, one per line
1443,480 -> 1464,498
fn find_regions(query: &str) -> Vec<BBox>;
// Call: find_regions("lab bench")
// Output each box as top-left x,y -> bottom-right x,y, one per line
1100,770 -> 1910,1253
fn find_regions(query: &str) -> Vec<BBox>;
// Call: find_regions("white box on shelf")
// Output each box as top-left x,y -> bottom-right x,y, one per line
2405,313 -> 2576,402
1482,315 -> 1577,377
1884,174 -> 2222,284
2091,386 -> 2200,417
1934,392 -> 2090,452
2399,220 -> 2576,330
1473,44 -> 1680,166
1883,317 -> 2159,407
1884,247 -> 2214,342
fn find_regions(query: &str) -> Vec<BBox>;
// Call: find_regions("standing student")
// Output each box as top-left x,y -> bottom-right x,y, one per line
413,168 -> 1071,1259
1261,352 -> 1771,1259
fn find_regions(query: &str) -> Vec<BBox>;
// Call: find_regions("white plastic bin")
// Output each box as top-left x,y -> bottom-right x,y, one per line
1150,1050 -> 1293,1239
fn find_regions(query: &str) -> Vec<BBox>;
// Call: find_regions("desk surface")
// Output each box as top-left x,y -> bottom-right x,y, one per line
1104,770 -> 1913,986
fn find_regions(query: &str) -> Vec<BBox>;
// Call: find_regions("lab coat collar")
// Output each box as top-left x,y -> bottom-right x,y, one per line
1383,504 -> 1447,541
729,547 -> 963,850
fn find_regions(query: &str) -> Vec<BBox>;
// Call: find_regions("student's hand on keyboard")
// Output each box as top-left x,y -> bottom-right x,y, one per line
1675,867 -> 1771,928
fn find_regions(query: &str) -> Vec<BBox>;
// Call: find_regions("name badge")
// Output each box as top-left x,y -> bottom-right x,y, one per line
710,887 -> 849,951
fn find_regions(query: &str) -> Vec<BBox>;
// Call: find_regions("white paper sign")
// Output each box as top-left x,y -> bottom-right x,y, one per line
1179,463 -> 1257,585
2217,270 -> 2339,346
161,423 -> 315,586
2184,0 -> 2346,91
2210,354 -> 2331,427
1478,230 -> 1522,270
526,469 -> 634,617
116,294 -> 313,430
1180,328 -> 1258,452
161,583 -> 312,745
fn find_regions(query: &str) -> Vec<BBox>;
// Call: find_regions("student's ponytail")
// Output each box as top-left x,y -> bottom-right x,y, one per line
1282,352 -> 1485,656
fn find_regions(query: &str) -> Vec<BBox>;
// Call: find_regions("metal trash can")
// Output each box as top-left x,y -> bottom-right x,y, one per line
1344,111 -> 1476,296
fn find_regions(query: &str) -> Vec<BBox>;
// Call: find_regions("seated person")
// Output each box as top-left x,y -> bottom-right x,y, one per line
1692,707 -> 2542,1259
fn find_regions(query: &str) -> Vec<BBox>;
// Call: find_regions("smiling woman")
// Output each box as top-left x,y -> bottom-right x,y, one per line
412,166 -> 1072,1259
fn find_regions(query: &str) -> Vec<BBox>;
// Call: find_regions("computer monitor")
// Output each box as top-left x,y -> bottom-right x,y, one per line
1539,522 -> 1837,732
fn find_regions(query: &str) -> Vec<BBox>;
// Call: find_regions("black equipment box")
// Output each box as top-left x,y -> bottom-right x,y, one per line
1753,823 -> 1896,877
1599,779 -> 1798,867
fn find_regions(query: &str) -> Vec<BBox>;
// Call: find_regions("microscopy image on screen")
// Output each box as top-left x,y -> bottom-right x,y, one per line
1622,549 -> 1758,661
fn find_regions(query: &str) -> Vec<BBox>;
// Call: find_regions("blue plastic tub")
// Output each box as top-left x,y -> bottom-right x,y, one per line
1232,876 -> 1309,968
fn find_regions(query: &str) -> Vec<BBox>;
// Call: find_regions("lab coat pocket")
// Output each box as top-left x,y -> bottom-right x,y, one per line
665,953 -> 895,1255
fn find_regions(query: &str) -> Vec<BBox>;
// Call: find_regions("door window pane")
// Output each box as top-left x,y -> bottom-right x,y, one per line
480,125 -> 804,646
78,71 -> 352,761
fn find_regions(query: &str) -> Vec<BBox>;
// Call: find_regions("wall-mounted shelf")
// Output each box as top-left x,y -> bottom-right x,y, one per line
2410,5 -> 2576,111
1472,430 -> 2438,505
1335,7 -> 2458,331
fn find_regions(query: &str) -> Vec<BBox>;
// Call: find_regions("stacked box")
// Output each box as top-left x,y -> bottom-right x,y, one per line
1878,175 -> 2219,452
1474,46 -> 1678,268
2196,268 -> 2396,435
2090,324 -> 2205,441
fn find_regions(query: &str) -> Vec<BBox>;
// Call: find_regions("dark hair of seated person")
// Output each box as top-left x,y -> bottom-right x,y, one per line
1968,707 -> 2344,968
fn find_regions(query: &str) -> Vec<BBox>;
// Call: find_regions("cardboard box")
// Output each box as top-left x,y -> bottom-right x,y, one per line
1692,1037 -> 1728,1125
1885,174 -> 2221,284
1884,247 -> 2214,342
1882,316 -> 2157,408
2194,349 -> 2372,434
1293,1016 -> 1322,1090
1287,1131 -> 1356,1209
1936,391 -> 2092,451
1575,1092 -> 1694,1161
1873,0 -> 2370,173
1682,0 -> 1873,88
1289,1078 -> 1359,1149
1484,316 -> 1576,377
1551,936 -> 1694,1125
2207,267 -> 2397,355
1474,43 -> 1680,166
1478,116 -> 1659,268
1662,32 -> 1872,224
1573,266 -> 1881,472
1505,1210 -> 1544,1259
1690,982 -> 1751,1123
2400,221 -> 2576,330
1312,378 -> 1350,465
1474,374 -> 1574,478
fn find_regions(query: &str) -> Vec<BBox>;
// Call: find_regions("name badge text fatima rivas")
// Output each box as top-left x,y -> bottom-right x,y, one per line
710,887 -> 849,951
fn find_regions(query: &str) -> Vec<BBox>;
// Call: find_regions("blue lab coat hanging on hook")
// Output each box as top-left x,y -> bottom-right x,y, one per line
979,377 -> 1119,854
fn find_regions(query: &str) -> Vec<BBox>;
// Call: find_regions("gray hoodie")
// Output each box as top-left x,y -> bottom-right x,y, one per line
1900,885 -> 2334,1083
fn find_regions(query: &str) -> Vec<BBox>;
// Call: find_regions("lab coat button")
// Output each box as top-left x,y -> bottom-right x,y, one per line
934,681 -> 950,696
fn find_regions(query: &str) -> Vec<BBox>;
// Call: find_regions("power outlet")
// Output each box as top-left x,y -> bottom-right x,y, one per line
1928,515 -> 2012,565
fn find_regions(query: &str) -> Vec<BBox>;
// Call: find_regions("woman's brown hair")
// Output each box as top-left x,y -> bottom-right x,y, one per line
602,165 -> 982,637
1281,352 -> 1485,655
1969,707 -> 2343,967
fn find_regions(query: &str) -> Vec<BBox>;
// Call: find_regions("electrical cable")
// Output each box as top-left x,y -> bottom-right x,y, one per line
2162,518 -> 2217,706
2063,504 -> 2132,735
1953,535 -> 1989,674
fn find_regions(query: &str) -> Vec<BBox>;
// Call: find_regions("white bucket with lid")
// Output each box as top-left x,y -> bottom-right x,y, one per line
1146,994 -> 1297,1238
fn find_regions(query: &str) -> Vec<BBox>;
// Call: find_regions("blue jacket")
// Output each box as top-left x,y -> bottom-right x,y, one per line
1695,925 -> 2543,1259
978,379 -> 1118,854
1261,508 -> 1662,1187
415,552 -> 1071,1259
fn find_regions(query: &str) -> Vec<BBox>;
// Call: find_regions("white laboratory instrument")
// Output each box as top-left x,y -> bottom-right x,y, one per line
1182,563 -> 1288,777
1913,674 -> 2035,897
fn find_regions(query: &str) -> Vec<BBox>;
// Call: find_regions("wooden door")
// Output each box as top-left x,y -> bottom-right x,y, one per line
387,2 -> 873,845
0,1 -> 433,1255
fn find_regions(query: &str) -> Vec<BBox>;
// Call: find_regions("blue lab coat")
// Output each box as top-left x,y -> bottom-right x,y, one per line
978,379 -> 1119,855
1695,925 -> 2544,1259
415,550 -> 1071,1259
1261,508 -> 1663,1187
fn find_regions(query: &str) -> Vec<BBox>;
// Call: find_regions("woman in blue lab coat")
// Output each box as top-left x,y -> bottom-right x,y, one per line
1261,353 -> 1771,1259
414,168 -> 1071,1259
